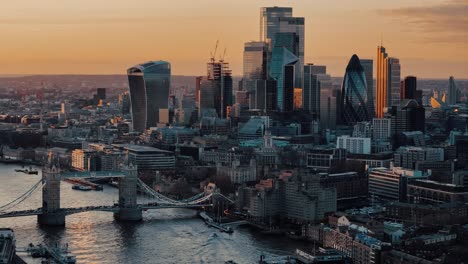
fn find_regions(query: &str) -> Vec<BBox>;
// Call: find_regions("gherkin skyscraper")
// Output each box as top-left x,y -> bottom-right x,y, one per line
341,54 -> 371,125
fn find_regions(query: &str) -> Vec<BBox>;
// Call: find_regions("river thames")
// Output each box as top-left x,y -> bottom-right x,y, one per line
0,164 -> 311,263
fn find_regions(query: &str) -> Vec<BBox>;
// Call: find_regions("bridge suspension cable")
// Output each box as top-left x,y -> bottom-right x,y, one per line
136,179 -> 213,206
0,180 -> 44,213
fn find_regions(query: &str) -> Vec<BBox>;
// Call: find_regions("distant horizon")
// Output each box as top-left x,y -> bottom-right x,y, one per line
0,73 -> 467,81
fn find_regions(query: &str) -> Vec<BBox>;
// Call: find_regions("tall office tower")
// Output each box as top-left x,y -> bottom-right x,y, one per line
377,46 -> 401,117
260,7 -> 304,88
127,61 -> 171,132
255,79 -> 277,111
341,54 -> 371,125
388,58 -> 401,107
303,64 -> 326,114
269,33 -> 299,112
195,76 -> 202,106
360,59 -> 375,118
448,76 -> 460,105
376,46 -> 388,118
243,41 -> 268,108
401,76 -> 417,100
277,17 -> 305,88
199,60 -> 233,118
260,7 -> 293,43
318,74 -> 337,130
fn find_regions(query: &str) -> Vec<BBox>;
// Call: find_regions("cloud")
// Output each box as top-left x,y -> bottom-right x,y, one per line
379,0 -> 468,44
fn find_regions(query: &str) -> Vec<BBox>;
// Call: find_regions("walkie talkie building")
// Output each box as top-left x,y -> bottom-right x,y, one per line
127,61 -> 171,132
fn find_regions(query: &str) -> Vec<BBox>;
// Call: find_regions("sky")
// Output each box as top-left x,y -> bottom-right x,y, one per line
1,0 -> 467,78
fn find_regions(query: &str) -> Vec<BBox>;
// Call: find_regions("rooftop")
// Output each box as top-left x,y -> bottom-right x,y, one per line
122,144 -> 172,154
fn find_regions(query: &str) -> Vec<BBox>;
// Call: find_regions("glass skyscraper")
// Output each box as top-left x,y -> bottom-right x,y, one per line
269,33 -> 299,112
376,46 -> 401,118
341,54 -> 371,125
388,58 -> 401,107
127,61 -> 171,132
303,64 -> 326,115
401,76 -> 417,100
260,7 -> 304,88
448,76 -> 460,105
318,74 -> 336,130
243,41 -> 268,108
260,7 -> 293,44
360,59 -> 375,119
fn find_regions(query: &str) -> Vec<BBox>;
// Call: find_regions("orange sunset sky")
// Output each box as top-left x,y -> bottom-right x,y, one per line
1,0 -> 467,78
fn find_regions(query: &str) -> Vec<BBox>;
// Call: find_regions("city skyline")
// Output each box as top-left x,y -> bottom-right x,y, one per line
1,0 -> 467,78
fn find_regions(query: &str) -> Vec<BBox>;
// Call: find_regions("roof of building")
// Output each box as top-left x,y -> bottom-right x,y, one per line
123,144 -> 172,154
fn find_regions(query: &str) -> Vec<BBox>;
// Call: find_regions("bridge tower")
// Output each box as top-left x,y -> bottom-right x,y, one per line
38,163 -> 65,226
114,163 -> 142,221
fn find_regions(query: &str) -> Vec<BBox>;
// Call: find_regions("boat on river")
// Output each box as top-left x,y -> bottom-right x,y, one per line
72,185 -> 92,191
15,167 -> 38,175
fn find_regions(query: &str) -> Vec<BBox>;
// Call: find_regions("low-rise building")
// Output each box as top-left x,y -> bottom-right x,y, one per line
368,166 -> 430,201
306,148 -> 346,172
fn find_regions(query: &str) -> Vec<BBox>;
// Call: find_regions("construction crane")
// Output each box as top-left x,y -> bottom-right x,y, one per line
219,48 -> 227,62
210,40 -> 219,63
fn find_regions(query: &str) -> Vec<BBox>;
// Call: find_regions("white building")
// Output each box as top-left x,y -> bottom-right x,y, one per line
336,136 -> 371,154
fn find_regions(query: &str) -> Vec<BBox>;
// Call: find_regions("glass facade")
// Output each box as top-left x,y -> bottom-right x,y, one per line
360,59 -> 375,119
341,54 -> 371,125
388,57 -> 401,107
376,46 -> 401,117
260,7 -> 293,43
255,79 -> 277,111
376,46 -> 388,118
317,74 -> 336,130
260,7 -> 304,88
127,61 -> 171,132
303,64 -> 326,114
243,41 -> 267,108
269,33 -> 299,112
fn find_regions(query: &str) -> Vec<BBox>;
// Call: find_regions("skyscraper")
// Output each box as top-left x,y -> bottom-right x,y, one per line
269,33 -> 299,112
319,74 -> 337,130
199,59 -> 233,118
243,41 -> 268,108
341,54 -> 371,125
376,46 -> 388,118
448,76 -> 460,105
260,7 -> 304,88
127,61 -> 171,132
401,76 -> 417,100
303,64 -> 326,114
376,46 -> 401,117
260,7 -> 293,43
360,59 -> 375,118
388,58 -> 401,107
254,79 -> 277,112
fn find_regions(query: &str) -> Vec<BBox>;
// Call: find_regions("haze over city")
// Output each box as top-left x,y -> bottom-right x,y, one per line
1,0 -> 467,78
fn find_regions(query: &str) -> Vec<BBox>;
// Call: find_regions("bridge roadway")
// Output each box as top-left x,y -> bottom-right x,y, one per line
0,203 -> 211,219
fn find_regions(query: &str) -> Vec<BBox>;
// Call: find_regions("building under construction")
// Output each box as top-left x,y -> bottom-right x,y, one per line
199,43 -> 233,119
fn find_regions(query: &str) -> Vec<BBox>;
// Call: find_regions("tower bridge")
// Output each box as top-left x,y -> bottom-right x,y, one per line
0,161 -> 226,226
